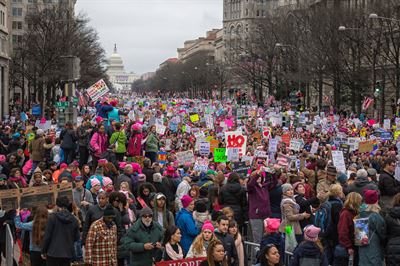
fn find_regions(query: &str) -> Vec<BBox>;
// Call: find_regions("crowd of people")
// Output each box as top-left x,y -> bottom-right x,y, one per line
0,95 -> 400,266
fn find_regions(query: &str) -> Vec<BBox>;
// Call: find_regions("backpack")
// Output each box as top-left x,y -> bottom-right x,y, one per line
299,256 -> 321,266
313,201 -> 333,236
354,214 -> 373,246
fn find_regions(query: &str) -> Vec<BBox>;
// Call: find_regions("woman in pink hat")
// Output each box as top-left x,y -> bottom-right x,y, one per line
186,220 -> 215,258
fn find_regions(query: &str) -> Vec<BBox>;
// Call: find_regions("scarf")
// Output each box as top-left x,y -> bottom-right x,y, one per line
9,176 -> 27,187
165,242 -> 183,260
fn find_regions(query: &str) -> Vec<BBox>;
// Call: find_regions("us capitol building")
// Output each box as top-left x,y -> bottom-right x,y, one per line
106,44 -> 138,93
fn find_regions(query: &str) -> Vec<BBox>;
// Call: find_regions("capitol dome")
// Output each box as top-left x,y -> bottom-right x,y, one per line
107,44 -> 124,73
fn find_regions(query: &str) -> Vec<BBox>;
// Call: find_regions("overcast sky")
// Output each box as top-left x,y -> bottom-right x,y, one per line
75,0 -> 223,75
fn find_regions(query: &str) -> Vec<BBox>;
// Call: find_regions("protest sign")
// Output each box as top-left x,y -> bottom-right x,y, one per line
155,257 -> 206,266
86,79 -> 109,102
289,140 -> 302,152
358,140 -> 374,153
231,161 -> 250,177
241,155 -> 253,164
268,138 -> 278,153
156,124 -> 166,135
0,189 -> 19,210
214,148 -> 227,162
276,154 -> 290,168
384,119 -> 391,130
190,114 -> 199,123
176,150 -> 195,165
225,131 -> 247,156
310,141 -> 319,154
262,127 -> 270,138
281,133 -> 291,146
35,120 -> 52,131
227,148 -> 240,162
395,131 -> 400,140
210,139 -> 219,152
205,115 -> 214,129
20,185 -> 57,209
199,142 -> 210,156
194,158 -> 209,173
158,151 -> 167,165
339,143 -> 350,162
254,150 -> 268,158
332,150 -> 346,173
395,161 -> 400,182
347,138 -> 360,152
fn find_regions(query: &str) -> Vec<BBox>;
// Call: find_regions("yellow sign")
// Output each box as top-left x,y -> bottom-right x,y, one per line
394,131 -> 400,140
190,114 -> 199,122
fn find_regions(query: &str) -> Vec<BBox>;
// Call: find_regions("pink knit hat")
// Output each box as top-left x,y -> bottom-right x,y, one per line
264,218 -> 280,233
304,225 -> 321,242
90,178 -> 101,187
181,195 -> 193,208
132,123 -> 142,131
103,177 -> 113,187
0,155 -> 5,163
95,116 -> 103,124
202,220 -> 215,232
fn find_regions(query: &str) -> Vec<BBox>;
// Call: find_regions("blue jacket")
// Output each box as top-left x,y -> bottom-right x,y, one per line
175,208 -> 199,254
96,103 -> 113,119
14,216 -> 40,252
108,107 -> 120,125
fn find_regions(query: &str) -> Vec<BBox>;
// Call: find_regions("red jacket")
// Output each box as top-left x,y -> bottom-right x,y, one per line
338,208 -> 356,250
127,133 -> 143,157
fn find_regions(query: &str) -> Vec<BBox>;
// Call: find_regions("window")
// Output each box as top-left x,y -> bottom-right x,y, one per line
256,10 -> 260,16
0,11 -> 4,26
43,0 -> 53,3
245,9 -> 248,16
28,0 -> 38,3
12,35 -> 22,44
12,8 -> 22,17
12,0 -> 22,3
12,21 -> 22,30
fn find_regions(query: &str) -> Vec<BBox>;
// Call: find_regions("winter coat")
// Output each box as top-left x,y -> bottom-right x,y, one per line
145,133 -> 159,153
115,173 -> 133,191
122,220 -> 163,266
110,130 -> 127,154
385,206 -> 400,266
77,125 -> 92,147
41,210 -> 80,259
175,208 -> 199,254
323,196 -> 343,245
379,171 -> 400,212
175,178 -> 191,210
279,195 -> 305,235
358,210 -> 386,266
247,175 -> 271,219
290,241 -> 329,266
60,128 -> 77,150
316,175 -> 336,202
337,208 -> 357,252
153,196 -> 175,231
97,103 -> 113,119
269,184 -> 282,219
90,132 -> 108,158
294,193 -> 319,229
220,181 -> 248,225
347,176 -> 379,199
108,107 -> 120,124
29,137 -> 45,161
127,132 -> 143,157
214,230 -> 238,266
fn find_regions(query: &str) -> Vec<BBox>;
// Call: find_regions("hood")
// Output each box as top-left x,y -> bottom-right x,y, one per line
389,206 -> 400,219
354,176 -> 369,187
225,182 -> 242,194
296,241 -> 321,257
55,210 -> 75,224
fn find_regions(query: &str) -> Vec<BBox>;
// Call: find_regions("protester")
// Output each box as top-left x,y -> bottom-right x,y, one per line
187,220 -> 215,258
175,195 -> 199,255
144,125 -> 159,163
258,244 -> 281,266
228,220 -> 244,266
123,207 -> 163,266
162,225 -> 184,261
153,192 -> 175,230
379,158 -> 400,213
199,239 -> 228,266
347,169 -> 379,198
110,123 -> 127,162
214,215 -> 238,266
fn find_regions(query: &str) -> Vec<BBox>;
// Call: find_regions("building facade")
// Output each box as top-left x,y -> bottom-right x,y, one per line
0,0 -> 8,119
106,44 -> 138,93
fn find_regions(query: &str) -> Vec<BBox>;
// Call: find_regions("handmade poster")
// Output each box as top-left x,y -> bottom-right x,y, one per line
214,148 -> 227,163
86,79 -> 109,102
210,139 -> 219,152
254,150 -> 268,158
231,161 -> 250,177
281,133 -> 291,146
199,142 -> 210,156
175,150 -> 195,164
358,141 -> 374,153
225,131 -> 247,156
384,119 -> 391,130
268,138 -> 278,153
205,115 -> 214,129
194,158 -> 209,173
158,151 -> 167,165
156,124 -> 166,135
289,140 -> 302,152
227,148 -> 240,162
310,141 -> 319,154
331,150 -> 346,173
190,114 -> 199,122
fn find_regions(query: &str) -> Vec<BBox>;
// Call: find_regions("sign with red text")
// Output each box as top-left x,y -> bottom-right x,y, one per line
225,131 -> 247,156
155,257 -> 206,266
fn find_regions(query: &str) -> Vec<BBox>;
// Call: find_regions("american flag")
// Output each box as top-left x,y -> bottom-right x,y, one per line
75,89 -> 87,107
362,97 -> 374,110
276,154 -> 289,168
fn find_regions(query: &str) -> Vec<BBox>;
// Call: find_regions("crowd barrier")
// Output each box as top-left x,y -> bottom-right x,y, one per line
5,224 -> 14,266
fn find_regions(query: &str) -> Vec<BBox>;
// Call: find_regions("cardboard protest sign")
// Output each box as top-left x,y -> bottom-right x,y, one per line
155,257 -> 206,266
194,158 -> 209,173
86,79 -> 109,102
0,189 -> 20,210
268,138 -> 278,153
214,148 -> 227,162
210,139 -> 219,153
158,151 -> 167,165
262,127 -> 271,138
347,138 -> 360,152
176,150 -> 195,165
20,185 -> 57,209
332,150 -> 346,173
289,140 -> 302,152
358,141 -> 374,153
225,131 -> 247,156
281,133 -> 291,146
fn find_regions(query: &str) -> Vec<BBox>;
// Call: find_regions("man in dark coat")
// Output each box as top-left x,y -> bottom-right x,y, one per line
379,158 -> 400,213
347,169 -> 379,199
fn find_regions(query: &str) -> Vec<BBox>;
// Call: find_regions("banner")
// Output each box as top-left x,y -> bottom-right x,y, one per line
358,140 -> 374,153
225,131 -> 247,156
176,150 -> 195,165
214,148 -> 227,163
155,257 -> 206,266
86,79 -> 109,102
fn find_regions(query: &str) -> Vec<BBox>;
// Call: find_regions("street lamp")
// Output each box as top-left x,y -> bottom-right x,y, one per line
369,13 -> 400,22
338,26 -> 362,31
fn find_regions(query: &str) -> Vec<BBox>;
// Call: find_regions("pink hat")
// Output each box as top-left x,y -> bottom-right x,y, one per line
132,123 -> 142,131
90,178 -> 101,187
0,155 -> 6,163
103,177 -> 113,187
119,162 -> 127,169
264,218 -> 280,233
110,100 -> 118,107
98,159 -> 108,164
202,220 -> 215,232
60,163 -> 68,169
304,225 -> 321,242
95,116 -> 103,124
166,166 -> 175,173
181,195 -> 193,209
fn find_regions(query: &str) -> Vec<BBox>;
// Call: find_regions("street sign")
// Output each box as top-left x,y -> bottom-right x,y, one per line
72,97 -> 79,107
55,102 -> 69,109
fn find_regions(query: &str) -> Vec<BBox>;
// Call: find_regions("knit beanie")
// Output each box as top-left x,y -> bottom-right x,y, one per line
102,177 -> 113,187
264,218 -> 280,233
364,190 -> 379,204
304,225 -> 321,242
202,220 -> 215,232
90,178 -> 101,187
181,195 -> 193,209
103,204 -> 116,217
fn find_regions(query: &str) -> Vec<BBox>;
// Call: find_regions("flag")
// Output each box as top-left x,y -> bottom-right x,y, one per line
362,97 -> 374,110
75,89 -> 87,107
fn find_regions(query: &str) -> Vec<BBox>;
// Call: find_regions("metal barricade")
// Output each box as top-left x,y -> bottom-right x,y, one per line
5,224 -> 14,266
284,251 -> 294,266
243,241 -> 260,266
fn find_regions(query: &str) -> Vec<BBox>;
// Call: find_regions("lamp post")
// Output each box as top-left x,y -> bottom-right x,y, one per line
369,13 -> 400,23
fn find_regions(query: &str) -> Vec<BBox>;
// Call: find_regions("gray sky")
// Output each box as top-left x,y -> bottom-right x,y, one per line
75,0 -> 223,75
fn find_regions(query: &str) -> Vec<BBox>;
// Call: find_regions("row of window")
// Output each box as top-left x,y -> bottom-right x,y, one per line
12,7 -> 22,17
0,10 -> 5,27
13,0 -> 54,3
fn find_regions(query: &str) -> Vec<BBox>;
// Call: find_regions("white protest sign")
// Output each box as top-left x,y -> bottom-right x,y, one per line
35,120 -> 51,131
156,124 -> 166,135
205,115 -> 214,130
310,141 -> 319,154
86,79 -> 109,102
241,155 -> 253,164
384,119 -> 391,130
332,150 -> 346,173
227,148 -> 240,162
268,138 -> 278,153
176,150 -> 195,165
347,138 -> 360,152
199,142 -> 210,156
225,131 -> 247,156
185,125 -> 191,134
289,140 -> 302,152
254,150 -> 268,158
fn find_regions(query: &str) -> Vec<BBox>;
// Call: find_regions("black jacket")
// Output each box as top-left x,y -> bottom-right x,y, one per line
379,171 -> 400,196
347,176 -> 379,198
214,230 -> 238,266
291,241 -> 328,266
385,206 -> 400,266
142,167 -> 155,183
219,182 -> 248,225
60,128 -> 77,149
324,196 -> 343,245
41,210 -> 80,258
77,125 -> 92,147
294,194 -> 319,229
